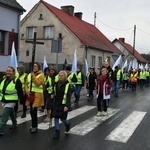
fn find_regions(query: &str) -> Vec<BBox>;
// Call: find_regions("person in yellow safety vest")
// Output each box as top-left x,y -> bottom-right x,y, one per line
122,67 -> 130,90
129,70 -> 138,91
112,66 -> 122,97
42,67 -> 53,125
0,66 -> 23,136
65,66 -> 77,111
39,67 -> 50,113
139,69 -> 146,88
51,70 -> 71,139
49,65 -> 58,85
25,62 -> 44,134
74,66 -> 84,104
145,69 -> 150,87
14,65 -> 28,118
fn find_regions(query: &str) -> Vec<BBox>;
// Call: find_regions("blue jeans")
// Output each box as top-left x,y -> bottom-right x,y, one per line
74,85 -> 82,102
113,80 -> 120,95
54,118 -> 68,130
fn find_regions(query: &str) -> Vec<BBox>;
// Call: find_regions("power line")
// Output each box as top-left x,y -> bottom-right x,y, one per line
96,17 -> 133,31
137,27 -> 150,36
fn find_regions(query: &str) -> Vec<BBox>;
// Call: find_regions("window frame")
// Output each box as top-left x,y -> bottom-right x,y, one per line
90,55 -> 96,68
44,26 -> 54,39
0,30 -> 5,55
98,56 -> 102,68
26,27 -> 36,40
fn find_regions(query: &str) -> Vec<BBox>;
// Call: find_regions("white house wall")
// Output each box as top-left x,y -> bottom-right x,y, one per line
0,6 -> 19,33
20,3 -> 84,66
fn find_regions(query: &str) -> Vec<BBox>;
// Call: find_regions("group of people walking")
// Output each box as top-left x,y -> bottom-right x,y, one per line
0,61 -> 149,139
0,63 -> 84,139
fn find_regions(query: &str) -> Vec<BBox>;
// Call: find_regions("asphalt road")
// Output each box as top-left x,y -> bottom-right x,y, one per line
0,86 -> 150,150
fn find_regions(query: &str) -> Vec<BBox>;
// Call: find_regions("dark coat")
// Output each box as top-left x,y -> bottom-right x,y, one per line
86,72 -> 97,90
52,80 -> 71,119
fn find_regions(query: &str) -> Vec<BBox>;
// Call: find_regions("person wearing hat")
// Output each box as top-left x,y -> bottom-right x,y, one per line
14,65 -> 28,118
65,66 -> 77,111
112,66 -> 122,97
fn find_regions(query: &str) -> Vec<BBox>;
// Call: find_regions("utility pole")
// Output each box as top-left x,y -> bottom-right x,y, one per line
94,12 -> 96,26
133,25 -> 136,56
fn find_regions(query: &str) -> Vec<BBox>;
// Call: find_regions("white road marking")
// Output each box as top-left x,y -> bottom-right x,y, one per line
105,111 -> 146,143
38,105 -> 96,130
67,108 -> 119,136
7,111 -> 45,125
138,96 -> 143,101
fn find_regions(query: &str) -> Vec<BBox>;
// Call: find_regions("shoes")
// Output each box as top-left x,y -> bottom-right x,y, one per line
30,127 -> 38,133
65,123 -> 71,132
39,108 -> 44,112
52,130 -> 60,139
102,111 -> 108,116
74,101 -> 78,105
96,111 -> 101,116
21,113 -> 26,118
68,107 -> 72,111
9,124 -> 17,129
0,130 -> 4,136
44,117 -> 50,123
114,94 -> 118,97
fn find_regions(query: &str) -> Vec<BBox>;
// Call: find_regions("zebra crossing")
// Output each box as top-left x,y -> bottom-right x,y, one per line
6,105 -> 147,144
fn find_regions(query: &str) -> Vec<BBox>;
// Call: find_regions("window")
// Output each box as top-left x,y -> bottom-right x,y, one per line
44,26 -> 54,39
90,55 -> 95,68
98,56 -> 102,68
0,30 -> 5,54
26,27 -> 36,39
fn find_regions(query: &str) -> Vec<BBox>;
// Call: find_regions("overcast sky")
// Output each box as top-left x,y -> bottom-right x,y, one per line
17,0 -> 150,54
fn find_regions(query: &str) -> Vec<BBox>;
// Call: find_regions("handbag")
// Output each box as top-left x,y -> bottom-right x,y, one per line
28,92 -> 35,103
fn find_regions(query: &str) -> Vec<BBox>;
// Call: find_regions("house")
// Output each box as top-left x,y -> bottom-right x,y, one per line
20,0 -> 121,73
0,0 -> 25,72
113,38 -> 148,69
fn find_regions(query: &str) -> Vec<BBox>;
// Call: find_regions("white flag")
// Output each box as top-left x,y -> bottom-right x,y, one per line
132,60 -> 135,70
10,41 -> 18,72
128,61 -> 132,71
112,55 -> 122,70
71,49 -> 77,75
145,63 -> 148,70
122,60 -> 128,72
43,55 -> 48,71
85,58 -> 89,76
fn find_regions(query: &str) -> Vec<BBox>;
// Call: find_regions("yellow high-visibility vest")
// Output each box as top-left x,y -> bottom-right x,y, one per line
0,78 -> 18,101
54,83 -> 69,104
27,73 -> 43,93
76,72 -> 82,84
46,76 -> 53,94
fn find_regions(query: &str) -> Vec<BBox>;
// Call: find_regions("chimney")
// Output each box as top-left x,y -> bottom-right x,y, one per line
119,38 -> 125,43
74,12 -> 82,20
61,5 -> 74,16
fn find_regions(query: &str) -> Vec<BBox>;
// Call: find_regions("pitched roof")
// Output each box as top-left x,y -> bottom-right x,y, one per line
40,0 -> 121,54
0,0 -> 26,12
113,39 -> 148,63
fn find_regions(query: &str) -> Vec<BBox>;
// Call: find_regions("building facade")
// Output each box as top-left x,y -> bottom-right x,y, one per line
20,0 -> 121,73
0,0 -> 25,72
